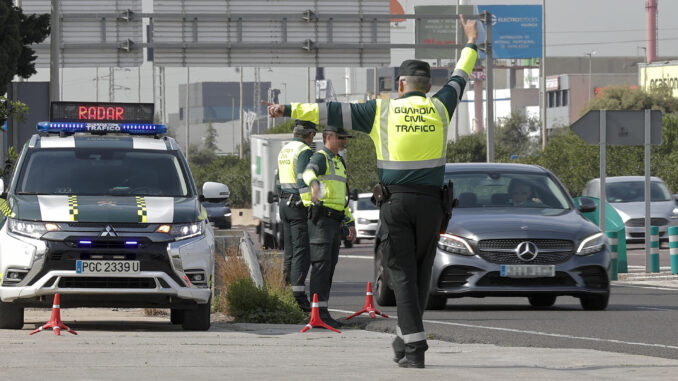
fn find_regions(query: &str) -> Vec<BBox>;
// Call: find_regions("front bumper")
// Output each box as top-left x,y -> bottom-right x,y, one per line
430,247 -> 611,298
0,224 -> 213,307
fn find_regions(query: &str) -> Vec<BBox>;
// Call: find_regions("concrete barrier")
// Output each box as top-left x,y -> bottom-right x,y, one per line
606,231 -> 618,281
669,226 -> 678,275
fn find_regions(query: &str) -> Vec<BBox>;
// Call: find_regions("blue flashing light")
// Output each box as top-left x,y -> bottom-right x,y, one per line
37,122 -> 167,135
79,240 -> 92,246
125,241 -> 138,246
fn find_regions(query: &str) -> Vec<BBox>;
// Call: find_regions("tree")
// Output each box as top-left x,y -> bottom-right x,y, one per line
495,110 -> 540,160
0,0 -> 50,123
446,133 -> 486,163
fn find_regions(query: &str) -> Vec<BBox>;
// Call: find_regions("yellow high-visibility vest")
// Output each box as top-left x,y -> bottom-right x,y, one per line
302,150 -> 348,212
277,140 -> 312,202
370,96 -> 449,171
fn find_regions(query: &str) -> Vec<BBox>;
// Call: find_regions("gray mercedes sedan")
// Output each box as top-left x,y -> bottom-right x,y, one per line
374,163 -> 611,311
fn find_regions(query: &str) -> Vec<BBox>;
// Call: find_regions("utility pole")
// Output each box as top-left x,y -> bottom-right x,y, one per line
540,0 -> 547,149
185,67 -> 190,160
239,67 -> 244,159
50,0 -> 61,102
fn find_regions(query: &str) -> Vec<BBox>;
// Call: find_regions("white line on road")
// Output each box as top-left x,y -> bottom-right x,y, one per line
339,255 -> 372,259
613,283 -> 678,291
330,309 -> 678,351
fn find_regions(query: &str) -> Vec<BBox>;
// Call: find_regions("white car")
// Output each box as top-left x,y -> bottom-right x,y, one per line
582,176 -> 678,241
349,193 -> 379,244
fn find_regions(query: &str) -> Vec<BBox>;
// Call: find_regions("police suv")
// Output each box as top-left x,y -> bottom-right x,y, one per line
0,102 -> 229,331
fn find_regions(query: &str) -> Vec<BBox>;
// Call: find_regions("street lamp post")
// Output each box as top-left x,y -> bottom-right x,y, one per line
586,51 -> 596,103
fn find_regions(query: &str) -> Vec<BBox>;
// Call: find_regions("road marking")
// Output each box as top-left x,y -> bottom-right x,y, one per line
613,283 -> 678,291
330,309 -> 678,351
339,255 -> 372,259
635,306 -> 675,312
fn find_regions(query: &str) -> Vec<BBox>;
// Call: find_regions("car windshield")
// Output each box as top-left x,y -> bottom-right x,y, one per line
357,197 -> 378,210
15,148 -> 190,197
444,171 -> 570,209
606,181 -> 672,203
202,201 -> 227,208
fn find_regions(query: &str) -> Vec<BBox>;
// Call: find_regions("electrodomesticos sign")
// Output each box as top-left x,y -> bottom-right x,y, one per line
50,102 -> 154,124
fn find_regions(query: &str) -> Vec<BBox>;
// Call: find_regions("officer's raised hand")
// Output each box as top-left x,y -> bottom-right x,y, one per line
459,14 -> 477,44
262,101 -> 284,118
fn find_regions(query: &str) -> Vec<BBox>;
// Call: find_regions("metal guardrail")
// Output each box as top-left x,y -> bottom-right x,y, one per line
213,230 -> 264,289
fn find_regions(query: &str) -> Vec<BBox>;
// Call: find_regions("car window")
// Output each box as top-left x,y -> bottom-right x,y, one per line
444,171 -> 570,209
356,197 -> 378,211
16,148 -> 190,197
606,181 -> 672,202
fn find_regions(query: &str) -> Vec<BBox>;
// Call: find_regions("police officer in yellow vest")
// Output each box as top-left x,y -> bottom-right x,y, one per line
302,124 -> 356,329
277,120 -> 317,312
268,15 -> 478,368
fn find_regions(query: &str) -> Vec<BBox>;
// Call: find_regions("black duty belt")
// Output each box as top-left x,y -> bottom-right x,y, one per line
319,205 -> 345,221
386,184 -> 442,198
280,193 -> 300,200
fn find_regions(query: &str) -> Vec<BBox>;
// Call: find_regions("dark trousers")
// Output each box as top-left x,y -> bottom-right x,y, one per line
380,192 -> 443,360
279,201 -> 310,297
307,214 -> 341,309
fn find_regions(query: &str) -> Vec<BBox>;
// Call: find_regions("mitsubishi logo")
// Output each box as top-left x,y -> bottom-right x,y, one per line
100,225 -> 118,237
515,241 -> 538,262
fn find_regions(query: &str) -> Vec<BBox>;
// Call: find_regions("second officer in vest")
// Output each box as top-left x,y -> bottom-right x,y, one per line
277,120 -> 317,312
302,124 -> 356,329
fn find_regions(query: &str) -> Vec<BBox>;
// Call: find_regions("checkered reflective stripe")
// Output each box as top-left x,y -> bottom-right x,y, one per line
0,199 -> 15,217
68,195 -> 79,221
136,196 -> 147,223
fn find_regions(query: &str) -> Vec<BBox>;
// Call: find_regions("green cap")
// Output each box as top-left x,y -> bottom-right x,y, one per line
397,59 -> 431,80
324,124 -> 352,138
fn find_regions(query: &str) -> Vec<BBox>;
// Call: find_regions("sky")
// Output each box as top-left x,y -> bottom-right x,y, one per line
20,0 -> 678,120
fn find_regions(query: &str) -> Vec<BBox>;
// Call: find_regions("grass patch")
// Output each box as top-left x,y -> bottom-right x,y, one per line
214,247 -> 306,324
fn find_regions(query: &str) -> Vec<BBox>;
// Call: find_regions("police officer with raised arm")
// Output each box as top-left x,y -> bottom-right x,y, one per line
268,15 -> 478,368
277,120 -> 317,312
302,124 -> 356,329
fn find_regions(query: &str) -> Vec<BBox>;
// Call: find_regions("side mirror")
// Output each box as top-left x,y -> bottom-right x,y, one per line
0,179 -> 4,195
202,182 -> 230,200
350,188 -> 359,201
267,191 -> 279,204
577,197 -> 597,213
673,194 -> 678,206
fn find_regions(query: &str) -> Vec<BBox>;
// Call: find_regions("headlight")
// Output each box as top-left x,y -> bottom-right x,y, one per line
576,232 -> 606,256
357,218 -> 369,224
225,212 -> 232,217
438,234 -> 475,256
156,220 -> 205,241
671,208 -> 678,219
7,218 -> 60,239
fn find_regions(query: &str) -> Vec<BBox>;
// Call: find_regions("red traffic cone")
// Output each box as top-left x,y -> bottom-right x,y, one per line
29,293 -> 77,336
300,293 -> 341,333
345,281 -> 389,320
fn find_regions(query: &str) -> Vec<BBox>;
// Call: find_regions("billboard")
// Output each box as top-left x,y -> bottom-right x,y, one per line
477,5 -> 542,59
640,63 -> 678,98
415,4 -> 542,60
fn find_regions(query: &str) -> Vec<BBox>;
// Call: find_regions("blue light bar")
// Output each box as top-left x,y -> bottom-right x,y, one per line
37,122 -> 167,135
125,241 -> 138,246
79,240 -> 92,246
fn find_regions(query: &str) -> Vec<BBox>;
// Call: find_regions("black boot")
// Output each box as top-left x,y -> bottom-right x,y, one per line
295,295 -> 311,313
319,308 -> 343,329
397,355 -> 425,369
392,338 -> 405,363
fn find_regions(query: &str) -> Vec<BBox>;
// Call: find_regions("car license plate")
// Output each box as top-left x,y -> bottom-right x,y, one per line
76,260 -> 140,274
500,265 -> 555,278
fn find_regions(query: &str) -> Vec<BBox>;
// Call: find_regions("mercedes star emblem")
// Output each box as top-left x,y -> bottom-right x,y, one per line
515,241 -> 538,262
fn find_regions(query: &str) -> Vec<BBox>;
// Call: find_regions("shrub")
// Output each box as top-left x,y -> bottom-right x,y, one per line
226,277 -> 305,324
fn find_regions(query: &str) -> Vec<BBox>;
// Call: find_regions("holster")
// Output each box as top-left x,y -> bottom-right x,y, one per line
308,202 -> 322,224
440,180 -> 458,234
371,182 -> 391,207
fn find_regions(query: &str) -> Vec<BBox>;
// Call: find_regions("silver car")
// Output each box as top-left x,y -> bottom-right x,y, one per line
374,163 -> 611,311
582,176 -> 678,241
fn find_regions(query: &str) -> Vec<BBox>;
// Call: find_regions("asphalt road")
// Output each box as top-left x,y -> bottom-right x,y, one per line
329,239 -> 678,360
